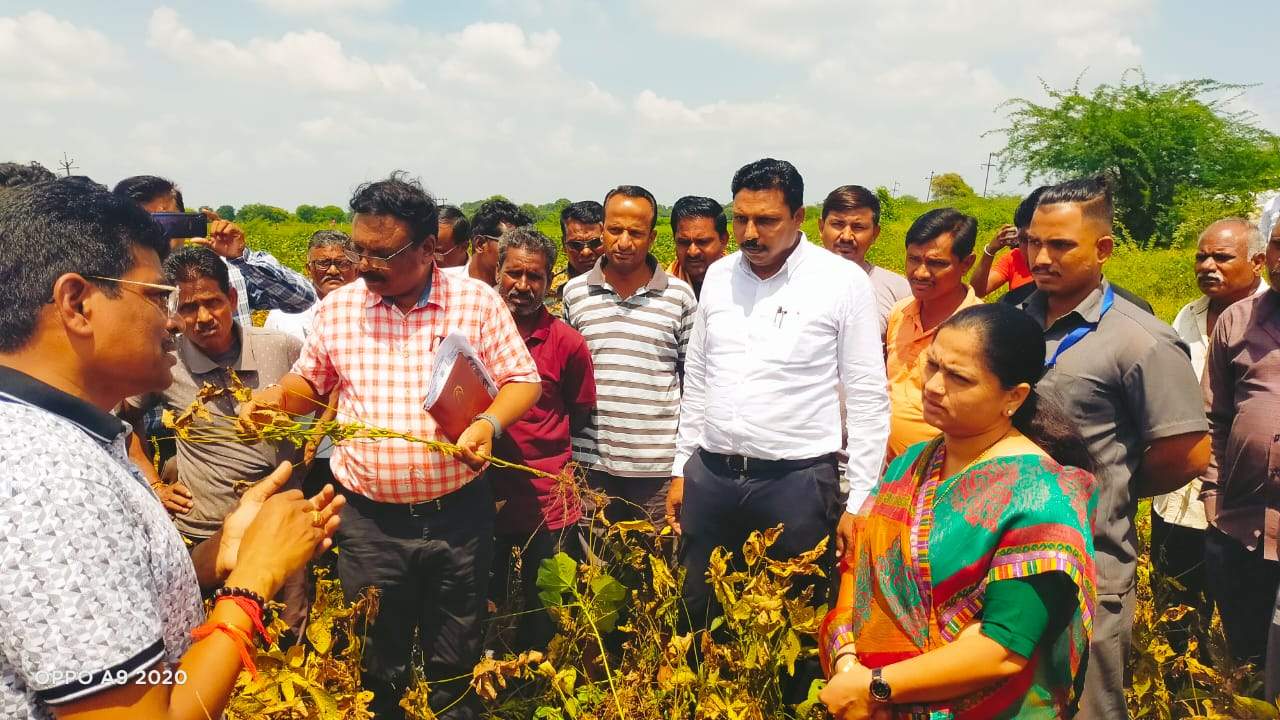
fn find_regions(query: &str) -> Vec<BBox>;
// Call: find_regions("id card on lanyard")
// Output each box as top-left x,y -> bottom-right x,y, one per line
1044,284 -> 1114,370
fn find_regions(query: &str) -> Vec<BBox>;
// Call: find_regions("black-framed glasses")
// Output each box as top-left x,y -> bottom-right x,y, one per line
342,239 -> 415,267
87,276 -> 178,316
308,258 -> 355,272
566,237 -> 603,253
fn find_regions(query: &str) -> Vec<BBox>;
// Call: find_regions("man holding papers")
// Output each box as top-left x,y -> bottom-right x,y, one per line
240,173 -> 539,720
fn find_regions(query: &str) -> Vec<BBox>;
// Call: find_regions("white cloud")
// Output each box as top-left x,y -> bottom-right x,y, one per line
147,7 -> 424,94
437,22 -> 560,85
0,11 -> 124,100
255,0 -> 396,15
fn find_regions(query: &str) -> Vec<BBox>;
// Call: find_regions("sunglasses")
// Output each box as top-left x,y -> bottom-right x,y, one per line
566,237 -> 603,253
308,258 -> 356,272
342,239 -> 415,268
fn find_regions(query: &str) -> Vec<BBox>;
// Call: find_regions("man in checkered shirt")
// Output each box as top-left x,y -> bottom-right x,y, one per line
241,172 -> 541,720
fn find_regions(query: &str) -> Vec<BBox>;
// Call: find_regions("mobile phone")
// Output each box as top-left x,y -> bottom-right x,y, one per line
152,212 -> 208,240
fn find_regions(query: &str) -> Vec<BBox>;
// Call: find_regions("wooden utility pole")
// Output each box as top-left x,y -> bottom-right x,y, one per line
924,172 -> 935,202
981,152 -> 996,197
58,152 -> 78,177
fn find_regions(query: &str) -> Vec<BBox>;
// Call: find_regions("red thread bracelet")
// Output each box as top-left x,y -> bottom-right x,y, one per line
191,622 -> 259,679
217,594 -> 270,643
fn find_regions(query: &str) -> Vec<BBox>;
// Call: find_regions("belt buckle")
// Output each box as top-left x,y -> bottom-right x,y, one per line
729,455 -> 749,474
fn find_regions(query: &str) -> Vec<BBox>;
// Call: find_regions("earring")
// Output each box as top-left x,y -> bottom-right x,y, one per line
1006,409 -> 1014,417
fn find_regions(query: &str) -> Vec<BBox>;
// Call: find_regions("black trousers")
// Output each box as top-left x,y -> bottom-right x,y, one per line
677,449 -> 840,630
335,479 -> 494,720
1150,513 -> 1210,656
1204,527 -> 1280,671
489,524 -> 584,652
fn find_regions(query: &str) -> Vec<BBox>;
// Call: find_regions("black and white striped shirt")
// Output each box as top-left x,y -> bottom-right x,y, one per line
562,256 -> 696,478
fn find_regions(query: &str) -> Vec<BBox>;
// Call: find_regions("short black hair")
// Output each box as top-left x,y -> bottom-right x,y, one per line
307,229 -> 353,251
438,205 -> 472,246
559,200 -> 604,239
113,175 -> 185,212
603,185 -> 658,231
471,199 -> 533,241
821,184 -> 880,225
671,196 -> 727,237
731,158 -> 804,214
0,179 -> 169,352
164,245 -> 231,294
1013,186 -> 1048,230
0,162 -> 57,190
904,208 -> 978,259
1036,175 -> 1114,230
498,226 -> 558,276
349,171 -> 438,245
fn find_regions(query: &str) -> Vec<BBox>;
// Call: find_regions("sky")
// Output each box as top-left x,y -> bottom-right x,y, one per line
2,0 -> 1278,210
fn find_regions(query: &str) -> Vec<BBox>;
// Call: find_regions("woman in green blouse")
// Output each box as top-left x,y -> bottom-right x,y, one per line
820,303 -> 1099,719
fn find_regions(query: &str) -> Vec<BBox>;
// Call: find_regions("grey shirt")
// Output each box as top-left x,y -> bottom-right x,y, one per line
1021,280 -> 1208,594
134,325 -> 303,540
866,264 -> 912,340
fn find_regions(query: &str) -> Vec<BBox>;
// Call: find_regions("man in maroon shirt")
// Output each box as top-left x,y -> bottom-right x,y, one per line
489,226 -> 597,650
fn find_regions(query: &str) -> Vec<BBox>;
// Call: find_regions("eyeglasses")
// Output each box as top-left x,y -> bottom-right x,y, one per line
307,258 -> 355,272
566,237 -> 603,253
342,239 -> 416,268
87,276 -> 178,316
473,234 -> 501,246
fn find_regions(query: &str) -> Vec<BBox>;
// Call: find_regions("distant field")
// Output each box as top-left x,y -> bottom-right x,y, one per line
241,196 -> 1200,323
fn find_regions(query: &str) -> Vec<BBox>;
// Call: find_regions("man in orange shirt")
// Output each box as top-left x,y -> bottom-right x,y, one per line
885,208 -> 982,457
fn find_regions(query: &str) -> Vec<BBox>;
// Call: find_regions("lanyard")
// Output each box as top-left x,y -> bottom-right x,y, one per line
1044,285 -> 1114,370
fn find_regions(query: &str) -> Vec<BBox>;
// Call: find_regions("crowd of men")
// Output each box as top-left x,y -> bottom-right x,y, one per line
1,156 -> 1279,720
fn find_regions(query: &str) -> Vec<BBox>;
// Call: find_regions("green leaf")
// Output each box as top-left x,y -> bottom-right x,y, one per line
587,574 -> 626,633
709,616 -> 724,633
533,706 -> 565,720
536,552 -> 578,608
780,630 -> 801,676
794,679 -> 827,718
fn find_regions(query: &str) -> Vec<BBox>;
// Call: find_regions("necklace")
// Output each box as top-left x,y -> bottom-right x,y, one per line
942,428 -> 1014,477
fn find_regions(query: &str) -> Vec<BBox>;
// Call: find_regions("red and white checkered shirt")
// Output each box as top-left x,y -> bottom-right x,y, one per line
292,267 -> 539,503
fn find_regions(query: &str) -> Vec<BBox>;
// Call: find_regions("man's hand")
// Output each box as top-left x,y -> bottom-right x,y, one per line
190,209 -> 247,259
156,481 -> 194,515
985,224 -> 1019,255
836,511 -> 857,560
665,476 -> 685,535
456,419 -> 495,470
216,462 -> 344,583
237,385 -> 288,437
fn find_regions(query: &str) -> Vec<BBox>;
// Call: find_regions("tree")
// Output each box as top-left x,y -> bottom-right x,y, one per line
312,205 -> 346,224
295,204 -> 319,222
997,72 -> 1280,247
215,205 -> 236,220
875,186 -> 899,221
237,203 -> 292,223
930,173 -> 975,200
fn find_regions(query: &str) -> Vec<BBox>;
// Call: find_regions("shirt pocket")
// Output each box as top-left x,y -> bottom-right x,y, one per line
751,307 -> 808,363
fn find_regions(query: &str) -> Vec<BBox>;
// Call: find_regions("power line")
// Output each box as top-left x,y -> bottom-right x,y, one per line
57,152 -> 78,177
924,171 -> 935,202
981,152 -> 997,197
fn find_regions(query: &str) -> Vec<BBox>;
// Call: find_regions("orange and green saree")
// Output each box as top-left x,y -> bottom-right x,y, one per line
821,439 -> 1098,719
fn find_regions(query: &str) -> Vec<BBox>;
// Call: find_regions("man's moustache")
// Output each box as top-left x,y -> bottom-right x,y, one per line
741,241 -> 761,251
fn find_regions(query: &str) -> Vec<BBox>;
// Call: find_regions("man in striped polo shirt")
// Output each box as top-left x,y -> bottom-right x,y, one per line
562,185 -> 697,529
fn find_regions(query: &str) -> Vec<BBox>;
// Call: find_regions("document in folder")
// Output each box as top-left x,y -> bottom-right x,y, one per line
423,331 -> 498,442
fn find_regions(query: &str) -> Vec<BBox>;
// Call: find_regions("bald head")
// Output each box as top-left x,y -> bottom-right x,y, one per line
1195,217 -> 1264,301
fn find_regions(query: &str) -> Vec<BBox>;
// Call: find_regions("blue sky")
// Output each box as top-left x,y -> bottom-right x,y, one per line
2,0 -> 1277,209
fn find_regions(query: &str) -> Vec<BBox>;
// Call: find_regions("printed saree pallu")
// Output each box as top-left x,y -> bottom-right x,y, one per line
821,439 -> 1098,719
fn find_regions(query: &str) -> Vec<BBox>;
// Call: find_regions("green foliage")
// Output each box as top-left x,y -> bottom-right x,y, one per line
997,71 -> 1280,248
874,186 -> 898,222
215,204 -> 236,221
297,204 -> 347,224
238,203 -> 293,223
929,172 -> 975,199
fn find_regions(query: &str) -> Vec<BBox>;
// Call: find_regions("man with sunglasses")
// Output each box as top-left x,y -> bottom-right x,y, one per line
239,173 -> 540,720
445,198 -> 533,285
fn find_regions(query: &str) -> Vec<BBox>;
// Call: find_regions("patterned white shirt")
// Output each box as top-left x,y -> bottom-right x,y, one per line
0,367 -> 203,719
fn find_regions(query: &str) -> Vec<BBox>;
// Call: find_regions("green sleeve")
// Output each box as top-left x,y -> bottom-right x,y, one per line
980,573 -> 1078,659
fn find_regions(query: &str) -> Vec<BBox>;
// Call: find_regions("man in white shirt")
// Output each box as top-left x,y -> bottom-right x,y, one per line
667,158 -> 890,635
265,229 -> 358,340
1158,217 -> 1267,653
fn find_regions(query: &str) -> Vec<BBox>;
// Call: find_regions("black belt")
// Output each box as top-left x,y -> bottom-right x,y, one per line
698,449 -> 836,475
339,479 -> 480,518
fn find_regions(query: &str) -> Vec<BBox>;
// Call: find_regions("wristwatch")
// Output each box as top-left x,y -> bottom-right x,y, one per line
472,412 -> 503,440
869,667 -> 892,703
